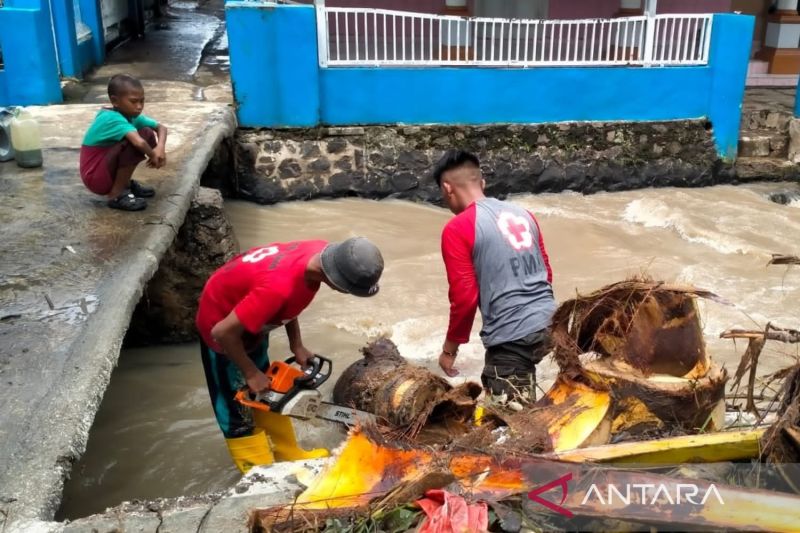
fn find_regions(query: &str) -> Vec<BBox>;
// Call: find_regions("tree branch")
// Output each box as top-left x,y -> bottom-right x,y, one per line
768,254 -> 800,266
720,325 -> 800,344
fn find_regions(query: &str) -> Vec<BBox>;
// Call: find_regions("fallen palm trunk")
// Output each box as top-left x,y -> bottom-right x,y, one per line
252,428 -> 800,533
454,375 -> 612,454
550,279 -> 727,443
332,337 -> 481,437
583,358 -> 727,434
549,427 -> 766,464
457,278 -> 729,454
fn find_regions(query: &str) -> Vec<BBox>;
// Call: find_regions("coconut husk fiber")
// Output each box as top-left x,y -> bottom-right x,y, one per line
551,277 -> 724,378
333,337 -> 482,437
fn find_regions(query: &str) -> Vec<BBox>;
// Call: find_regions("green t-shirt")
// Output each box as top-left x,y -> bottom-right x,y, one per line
82,108 -> 159,147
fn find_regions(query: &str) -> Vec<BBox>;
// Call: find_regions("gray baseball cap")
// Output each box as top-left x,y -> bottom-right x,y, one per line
320,237 -> 384,297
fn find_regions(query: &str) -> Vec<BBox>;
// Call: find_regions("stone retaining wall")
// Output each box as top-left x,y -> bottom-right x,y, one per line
126,187 -> 239,346
222,121 -> 725,205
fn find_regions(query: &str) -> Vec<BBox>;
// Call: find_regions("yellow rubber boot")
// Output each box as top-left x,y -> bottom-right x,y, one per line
225,428 -> 274,474
253,410 -> 329,462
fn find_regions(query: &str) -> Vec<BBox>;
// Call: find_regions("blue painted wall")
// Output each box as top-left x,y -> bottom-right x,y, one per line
0,0 -> 63,105
707,14 -> 755,160
0,0 -> 106,105
227,2 -> 320,127
51,0 -> 82,78
78,39 -> 96,74
0,73 -> 8,106
51,0 -> 105,77
320,67 -> 709,124
78,0 -> 106,67
795,76 -> 800,118
227,4 -> 754,158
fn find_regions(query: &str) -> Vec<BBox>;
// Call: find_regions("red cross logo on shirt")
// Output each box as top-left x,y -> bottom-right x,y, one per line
497,211 -> 534,250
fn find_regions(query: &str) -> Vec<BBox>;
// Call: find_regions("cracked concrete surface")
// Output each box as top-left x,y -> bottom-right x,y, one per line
0,102 -> 236,530
51,460 -> 325,533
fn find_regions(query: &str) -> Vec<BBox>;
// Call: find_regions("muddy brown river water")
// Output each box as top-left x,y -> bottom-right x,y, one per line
58,183 -> 800,519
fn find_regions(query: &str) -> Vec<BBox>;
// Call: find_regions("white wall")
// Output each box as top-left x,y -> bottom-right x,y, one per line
101,0 -> 128,42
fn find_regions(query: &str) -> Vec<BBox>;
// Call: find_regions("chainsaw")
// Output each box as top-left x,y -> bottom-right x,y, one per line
234,354 -> 374,427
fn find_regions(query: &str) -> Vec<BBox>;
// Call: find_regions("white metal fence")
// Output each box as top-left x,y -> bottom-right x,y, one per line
314,5 -> 713,69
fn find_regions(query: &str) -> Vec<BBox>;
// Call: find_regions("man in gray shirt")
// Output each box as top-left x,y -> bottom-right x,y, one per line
433,150 -> 556,400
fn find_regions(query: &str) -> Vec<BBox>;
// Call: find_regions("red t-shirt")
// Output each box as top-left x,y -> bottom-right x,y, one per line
196,240 -> 327,352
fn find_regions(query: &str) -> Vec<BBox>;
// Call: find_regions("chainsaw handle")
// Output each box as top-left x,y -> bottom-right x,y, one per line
234,389 -> 271,412
283,354 -> 332,389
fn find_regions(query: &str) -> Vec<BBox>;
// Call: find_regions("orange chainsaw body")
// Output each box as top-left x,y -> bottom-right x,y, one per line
234,356 -> 331,413
268,360 -> 306,393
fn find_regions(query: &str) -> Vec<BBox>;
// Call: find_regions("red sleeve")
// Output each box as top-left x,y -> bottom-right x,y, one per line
233,286 -> 286,334
528,211 -> 553,284
441,207 -> 479,344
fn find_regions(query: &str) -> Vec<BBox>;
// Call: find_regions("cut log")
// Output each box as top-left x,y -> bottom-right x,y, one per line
332,337 -> 481,435
584,358 -> 728,432
550,278 -> 723,376
533,278 -> 731,450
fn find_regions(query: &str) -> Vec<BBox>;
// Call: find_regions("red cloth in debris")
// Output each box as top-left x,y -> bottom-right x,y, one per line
416,489 -> 488,533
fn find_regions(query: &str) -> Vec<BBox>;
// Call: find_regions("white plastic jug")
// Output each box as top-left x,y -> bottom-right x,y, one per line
10,108 -> 43,168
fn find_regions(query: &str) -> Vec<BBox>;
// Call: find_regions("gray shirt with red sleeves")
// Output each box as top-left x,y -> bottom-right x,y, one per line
441,197 -> 556,348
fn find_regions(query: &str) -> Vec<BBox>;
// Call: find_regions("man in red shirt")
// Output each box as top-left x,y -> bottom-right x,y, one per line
196,237 -> 383,473
432,150 -> 556,402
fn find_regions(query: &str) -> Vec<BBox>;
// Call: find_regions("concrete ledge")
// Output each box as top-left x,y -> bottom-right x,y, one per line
17,460 -> 326,533
0,103 -> 236,528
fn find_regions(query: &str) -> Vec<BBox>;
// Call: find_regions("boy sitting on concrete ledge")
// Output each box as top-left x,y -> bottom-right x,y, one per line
79,74 -> 168,211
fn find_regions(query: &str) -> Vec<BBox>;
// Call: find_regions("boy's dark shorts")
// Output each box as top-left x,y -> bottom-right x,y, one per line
482,328 -> 551,399
79,127 -> 157,195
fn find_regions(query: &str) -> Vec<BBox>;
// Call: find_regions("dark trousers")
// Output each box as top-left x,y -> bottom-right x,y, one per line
482,329 -> 551,400
200,338 -> 270,439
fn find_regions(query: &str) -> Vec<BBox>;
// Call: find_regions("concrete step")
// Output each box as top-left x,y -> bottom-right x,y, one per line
735,156 -> 800,180
747,59 -> 768,76
746,73 -> 799,87
740,109 -> 793,133
738,129 -> 789,158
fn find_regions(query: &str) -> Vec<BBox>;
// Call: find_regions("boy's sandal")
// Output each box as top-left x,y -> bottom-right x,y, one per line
108,191 -> 147,211
130,179 -> 156,198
